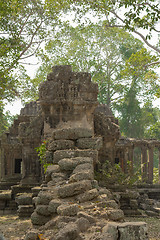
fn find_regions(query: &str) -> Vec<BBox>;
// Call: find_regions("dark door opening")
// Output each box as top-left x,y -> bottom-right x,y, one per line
15,159 -> 22,174
115,158 -> 120,164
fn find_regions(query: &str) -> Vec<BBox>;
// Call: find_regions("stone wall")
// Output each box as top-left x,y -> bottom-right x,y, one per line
0,101 -> 42,185
115,137 -> 160,183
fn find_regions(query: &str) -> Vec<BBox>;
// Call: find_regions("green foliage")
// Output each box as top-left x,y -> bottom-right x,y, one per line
95,160 -> 142,187
33,22 -> 157,108
142,103 -> 160,140
0,103 -> 15,136
116,87 -> 144,138
35,141 -> 51,173
153,167 -> 159,184
0,0 -> 69,102
75,0 -> 160,54
146,122 -> 160,140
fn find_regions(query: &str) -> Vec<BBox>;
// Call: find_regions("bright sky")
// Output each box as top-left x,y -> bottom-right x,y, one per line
4,99 -> 22,115
4,55 -> 39,115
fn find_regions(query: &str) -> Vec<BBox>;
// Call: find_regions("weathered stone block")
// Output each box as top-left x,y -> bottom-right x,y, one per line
48,199 -> 62,213
48,140 -> 75,151
43,218 -> 57,230
36,205 -> 51,216
15,193 -> 32,205
31,187 -> 42,198
58,157 -> 93,171
51,172 -> 67,180
0,190 -> 12,200
31,211 -> 51,226
76,137 -> 103,150
55,222 -> 79,240
57,204 -> 79,216
118,222 -> 148,240
53,128 -> 93,140
69,170 -> 94,183
24,230 -> 39,240
58,180 -> 92,198
76,217 -> 90,232
99,188 -> 113,200
98,200 -> 119,209
73,163 -> 93,174
76,189 -> 99,203
58,158 -> 79,171
102,222 -> 119,239
47,65 -> 72,81
54,149 -> 98,164
36,192 -> 54,205
77,211 -> 96,224
55,216 -> 77,228
45,165 -> 60,182
106,209 -> 124,221
18,205 -> 34,213
48,178 -> 65,186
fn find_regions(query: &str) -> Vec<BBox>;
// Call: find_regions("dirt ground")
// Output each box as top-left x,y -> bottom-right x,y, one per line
0,215 -> 32,240
0,215 -> 160,240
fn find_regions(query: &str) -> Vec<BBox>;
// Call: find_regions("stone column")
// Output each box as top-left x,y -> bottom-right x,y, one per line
116,149 -> 124,172
128,147 -> 134,175
148,146 -> 154,184
124,149 -> 129,174
141,146 -> 148,182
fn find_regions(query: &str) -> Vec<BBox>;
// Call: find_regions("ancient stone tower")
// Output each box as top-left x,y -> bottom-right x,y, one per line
39,65 -> 98,136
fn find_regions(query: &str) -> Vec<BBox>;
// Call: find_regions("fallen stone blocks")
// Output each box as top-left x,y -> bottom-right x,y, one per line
16,193 -> 34,218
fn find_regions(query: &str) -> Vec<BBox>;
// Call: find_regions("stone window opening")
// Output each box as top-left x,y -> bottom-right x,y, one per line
14,159 -> 22,174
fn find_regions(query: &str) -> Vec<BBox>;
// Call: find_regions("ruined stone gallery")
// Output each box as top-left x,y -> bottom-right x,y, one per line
1,65 -> 159,239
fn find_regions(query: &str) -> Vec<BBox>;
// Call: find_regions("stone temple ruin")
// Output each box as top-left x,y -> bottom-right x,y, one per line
0,65 -> 160,239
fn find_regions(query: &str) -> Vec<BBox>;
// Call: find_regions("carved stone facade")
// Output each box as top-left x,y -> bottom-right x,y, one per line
0,65 -> 159,189
39,65 -> 98,136
0,65 -> 120,188
0,101 -> 42,186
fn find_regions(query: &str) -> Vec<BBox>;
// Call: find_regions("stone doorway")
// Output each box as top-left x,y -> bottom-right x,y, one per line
14,159 -> 22,174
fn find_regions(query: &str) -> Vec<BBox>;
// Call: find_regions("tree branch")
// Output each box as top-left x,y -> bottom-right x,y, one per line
107,10 -> 160,54
19,40 -> 42,60
18,12 -> 33,36
144,61 -> 160,68
6,21 -> 43,73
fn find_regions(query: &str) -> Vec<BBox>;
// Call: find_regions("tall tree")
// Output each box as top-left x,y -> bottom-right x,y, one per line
0,0 -> 72,101
115,47 -> 159,138
32,23 -> 157,109
71,0 -> 160,62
